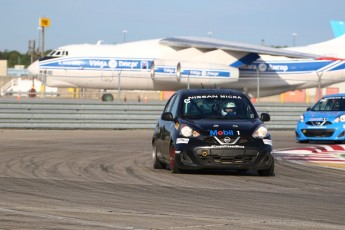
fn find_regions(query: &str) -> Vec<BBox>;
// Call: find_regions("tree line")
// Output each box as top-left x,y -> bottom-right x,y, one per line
0,50 -> 51,68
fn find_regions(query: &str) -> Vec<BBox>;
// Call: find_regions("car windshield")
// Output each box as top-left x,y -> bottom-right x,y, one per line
312,96 -> 345,111
180,94 -> 256,119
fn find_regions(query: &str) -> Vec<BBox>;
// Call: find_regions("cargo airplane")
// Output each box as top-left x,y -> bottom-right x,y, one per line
28,34 -> 345,101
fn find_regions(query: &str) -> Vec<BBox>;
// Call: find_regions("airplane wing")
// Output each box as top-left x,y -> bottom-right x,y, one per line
160,36 -> 320,59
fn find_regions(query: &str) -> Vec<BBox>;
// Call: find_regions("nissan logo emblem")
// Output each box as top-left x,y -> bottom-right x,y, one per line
224,137 -> 231,143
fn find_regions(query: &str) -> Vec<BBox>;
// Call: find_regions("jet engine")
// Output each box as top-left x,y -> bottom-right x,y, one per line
150,59 -> 239,88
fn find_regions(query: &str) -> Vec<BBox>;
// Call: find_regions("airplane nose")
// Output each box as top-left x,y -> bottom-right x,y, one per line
28,60 -> 39,75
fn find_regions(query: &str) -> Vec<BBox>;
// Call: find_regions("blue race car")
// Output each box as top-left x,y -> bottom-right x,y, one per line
295,94 -> 345,143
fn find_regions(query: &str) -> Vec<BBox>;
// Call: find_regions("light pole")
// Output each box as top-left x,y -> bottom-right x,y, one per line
292,33 -> 297,47
41,26 -> 45,57
37,27 -> 41,57
39,17 -> 50,57
256,68 -> 260,102
118,68 -> 123,101
123,30 -> 127,43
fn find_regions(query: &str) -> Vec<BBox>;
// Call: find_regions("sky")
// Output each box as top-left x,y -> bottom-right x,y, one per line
1,0 -> 345,53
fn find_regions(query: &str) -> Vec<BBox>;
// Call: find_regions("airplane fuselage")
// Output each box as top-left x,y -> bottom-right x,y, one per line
28,36 -> 345,97
32,56 -> 345,97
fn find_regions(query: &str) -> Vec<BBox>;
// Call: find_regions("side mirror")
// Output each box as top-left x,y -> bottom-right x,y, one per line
161,112 -> 174,121
260,112 -> 270,122
306,107 -> 311,111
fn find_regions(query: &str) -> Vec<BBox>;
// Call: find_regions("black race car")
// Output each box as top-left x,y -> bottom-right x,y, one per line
152,89 -> 274,176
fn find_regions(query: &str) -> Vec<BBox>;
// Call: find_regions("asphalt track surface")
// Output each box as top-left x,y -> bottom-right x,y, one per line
0,129 -> 344,230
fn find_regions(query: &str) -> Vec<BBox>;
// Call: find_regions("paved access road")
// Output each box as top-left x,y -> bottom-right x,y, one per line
0,130 -> 344,230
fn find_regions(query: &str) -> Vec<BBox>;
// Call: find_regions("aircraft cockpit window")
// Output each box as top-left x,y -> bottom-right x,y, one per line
48,49 -> 68,57
48,50 -> 55,56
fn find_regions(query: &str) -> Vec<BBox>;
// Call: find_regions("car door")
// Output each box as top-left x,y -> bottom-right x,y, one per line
161,94 -> 180,160
155,94 -> 177,157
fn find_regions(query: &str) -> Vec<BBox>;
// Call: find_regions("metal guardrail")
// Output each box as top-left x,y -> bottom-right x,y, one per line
0,98 -> 311,130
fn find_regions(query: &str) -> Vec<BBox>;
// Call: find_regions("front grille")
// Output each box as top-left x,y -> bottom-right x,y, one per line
306,121 -> 332,126
202,136 -> 249,145
302,129 -> 335,137
196,148 -> 258,164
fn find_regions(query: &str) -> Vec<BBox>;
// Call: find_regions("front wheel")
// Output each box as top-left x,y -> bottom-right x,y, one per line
258,159 -> 275,176
169,144 -> 182,173
152,144 -> 165,169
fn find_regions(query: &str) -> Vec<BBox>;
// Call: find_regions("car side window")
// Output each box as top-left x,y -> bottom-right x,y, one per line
312,99 -> 327,111
314,98 -> 342,111
164,94 -> 177,113
325,100 -> 335,111
340,100 -> 345,111
170,94 -> 180,118
245,104 -> 255,118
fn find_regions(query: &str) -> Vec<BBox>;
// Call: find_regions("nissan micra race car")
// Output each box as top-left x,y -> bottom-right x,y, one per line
296,94 -> 345,143
152,89 -> 274,176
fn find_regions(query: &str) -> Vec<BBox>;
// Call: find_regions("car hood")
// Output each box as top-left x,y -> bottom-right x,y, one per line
180,118 -> 263,136
303,111 -> 345,121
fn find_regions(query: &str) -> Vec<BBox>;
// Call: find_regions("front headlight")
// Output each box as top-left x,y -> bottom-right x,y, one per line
180,125 -> 200,137
252,125 -> 268,138
334,115 -> 345,123
299,115 -> 304,122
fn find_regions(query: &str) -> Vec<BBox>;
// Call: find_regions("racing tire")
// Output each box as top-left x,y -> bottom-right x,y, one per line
258,159 -> 275,176
298,140 -> 309,143
152,144 -> 165,169
169,144 -> 182,174
102,93 -> 114,102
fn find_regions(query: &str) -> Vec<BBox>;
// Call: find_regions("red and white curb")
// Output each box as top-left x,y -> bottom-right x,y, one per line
274,145 -> 345,170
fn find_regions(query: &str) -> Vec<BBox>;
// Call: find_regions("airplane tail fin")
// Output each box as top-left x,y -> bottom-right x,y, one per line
330,20 -> 345,38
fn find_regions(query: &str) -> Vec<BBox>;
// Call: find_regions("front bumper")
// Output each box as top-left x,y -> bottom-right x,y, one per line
295,122 -> 345,141
174,138 -> 273,170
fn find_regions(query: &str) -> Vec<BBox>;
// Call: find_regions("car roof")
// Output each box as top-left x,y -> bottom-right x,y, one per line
175,88 -> 245,97
322,93 -> 345,98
